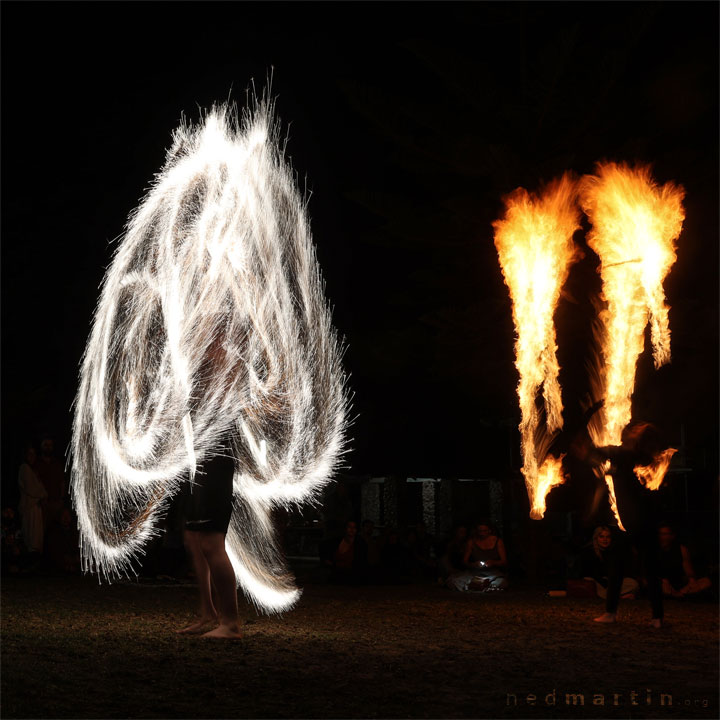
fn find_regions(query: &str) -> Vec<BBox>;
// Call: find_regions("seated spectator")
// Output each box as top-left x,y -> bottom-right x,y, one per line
581,525 -> 639,600
328,520 -> 368,584
657,524 -> 712,598
447,521 -> 508,592
438,525 -> 467,582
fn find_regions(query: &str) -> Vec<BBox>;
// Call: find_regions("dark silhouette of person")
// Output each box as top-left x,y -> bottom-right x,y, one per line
574,414 -> 666,628
177,336 -> 242,639
329,520 -> 368,584
34,435 -> 66,533
18,443 -> 47,557
657,524 -> 712,598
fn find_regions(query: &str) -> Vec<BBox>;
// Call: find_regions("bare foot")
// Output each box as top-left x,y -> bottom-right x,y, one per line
202,624 -> 243,639
650,618 -> 663,629
593,612 -> 617,624
176,615 -> 218,635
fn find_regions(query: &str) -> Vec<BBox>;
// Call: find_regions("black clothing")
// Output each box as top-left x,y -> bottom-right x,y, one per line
595,445 -> 663,619
658,542 -> 686,590
183,446 -> 234,534
581,546 -> 610,587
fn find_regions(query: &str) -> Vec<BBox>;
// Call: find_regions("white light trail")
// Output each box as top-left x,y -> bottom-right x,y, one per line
71,98 -> 349,613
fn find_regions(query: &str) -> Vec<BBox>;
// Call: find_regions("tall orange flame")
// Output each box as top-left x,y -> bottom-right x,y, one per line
493,174 -> 580,519
580,163 -> 684,526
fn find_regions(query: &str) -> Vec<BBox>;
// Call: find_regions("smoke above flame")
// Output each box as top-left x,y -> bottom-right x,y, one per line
493,174 -> 581,519
580,162 -> 684,525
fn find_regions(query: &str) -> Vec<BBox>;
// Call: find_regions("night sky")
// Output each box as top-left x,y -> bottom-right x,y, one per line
2,2 -> 718,508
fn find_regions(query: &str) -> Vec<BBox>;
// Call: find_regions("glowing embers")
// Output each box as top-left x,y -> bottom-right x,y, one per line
71,100 -> 348,613
581,163 -> 683,524
493,175 -> 580,519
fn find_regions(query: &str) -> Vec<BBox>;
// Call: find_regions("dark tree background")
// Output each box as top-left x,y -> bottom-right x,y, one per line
2,2 -> 717,511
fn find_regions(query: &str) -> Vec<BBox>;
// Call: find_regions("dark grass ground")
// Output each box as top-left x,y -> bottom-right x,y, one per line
1,572 -> 717,719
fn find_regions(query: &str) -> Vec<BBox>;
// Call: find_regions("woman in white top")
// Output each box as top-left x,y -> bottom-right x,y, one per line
18,444 -> 47,553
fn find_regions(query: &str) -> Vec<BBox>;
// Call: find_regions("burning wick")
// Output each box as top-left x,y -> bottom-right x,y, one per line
580,162 -> 684,527
493,174 -> 581,519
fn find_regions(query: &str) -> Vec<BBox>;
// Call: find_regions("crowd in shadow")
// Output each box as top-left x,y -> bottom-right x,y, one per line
4,440 -> 716,615
319,517 -> 510,592
3,436 -> 80,576
314,512 -> 716,608
318,518 -> 439,586
560,522 -> 715,602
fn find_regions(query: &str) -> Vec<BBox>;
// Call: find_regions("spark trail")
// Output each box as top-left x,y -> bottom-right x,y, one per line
493,175 -> 581,519
71,98 -> 349,613
580,162 -> 683,526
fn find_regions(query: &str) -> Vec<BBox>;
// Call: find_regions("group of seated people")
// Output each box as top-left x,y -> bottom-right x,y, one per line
320,517 -> 715,602
578,523 -> 713,600
319,519 -> 436,584
321,518 -> 509,592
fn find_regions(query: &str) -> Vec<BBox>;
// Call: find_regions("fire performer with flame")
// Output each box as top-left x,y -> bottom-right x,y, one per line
573,407 -> 667,627
70,96 -> 349,630
572,162 -> 684,628
579,161 -> 683,529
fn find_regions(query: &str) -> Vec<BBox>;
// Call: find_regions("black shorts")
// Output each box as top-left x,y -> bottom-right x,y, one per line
183,448 -> 234,534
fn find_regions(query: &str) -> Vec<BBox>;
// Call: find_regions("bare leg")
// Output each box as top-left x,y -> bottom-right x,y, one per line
199,532 -> 242,639
176,530 -> 218,634
681,577 -> 711,596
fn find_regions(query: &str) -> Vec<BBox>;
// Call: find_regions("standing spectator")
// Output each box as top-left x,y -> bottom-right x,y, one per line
34,435 -> 66,532
18,443 -> 47,556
